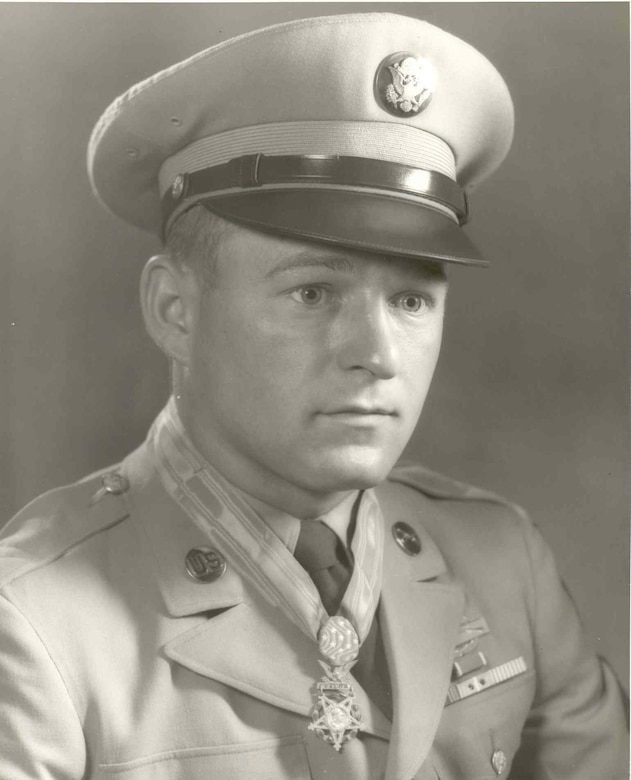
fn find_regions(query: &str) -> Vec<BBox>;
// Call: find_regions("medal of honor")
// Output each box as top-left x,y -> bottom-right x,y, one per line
309,661 -> 363,751
309,615 -> 364,751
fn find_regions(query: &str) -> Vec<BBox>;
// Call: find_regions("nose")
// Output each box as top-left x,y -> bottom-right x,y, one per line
335,298 -> 399,379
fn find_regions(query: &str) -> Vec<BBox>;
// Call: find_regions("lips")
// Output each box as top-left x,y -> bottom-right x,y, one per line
321,405 -> 396,416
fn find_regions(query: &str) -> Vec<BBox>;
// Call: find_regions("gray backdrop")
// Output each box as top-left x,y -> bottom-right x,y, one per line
1,3 -> 628,685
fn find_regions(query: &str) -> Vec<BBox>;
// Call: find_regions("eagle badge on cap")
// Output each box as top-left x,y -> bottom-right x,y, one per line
376,53 -> 435,116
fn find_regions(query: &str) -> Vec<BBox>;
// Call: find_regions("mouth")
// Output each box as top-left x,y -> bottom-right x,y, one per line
319,405 -> 397,419
326,406 -> 394,416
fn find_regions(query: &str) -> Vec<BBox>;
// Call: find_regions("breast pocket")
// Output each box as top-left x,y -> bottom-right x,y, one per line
97,736 -> 312,780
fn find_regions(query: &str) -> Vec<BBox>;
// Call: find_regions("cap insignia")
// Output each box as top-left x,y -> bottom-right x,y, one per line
375,53 -> 435,117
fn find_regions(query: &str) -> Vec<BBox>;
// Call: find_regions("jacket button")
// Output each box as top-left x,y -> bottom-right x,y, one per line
491,749 -> 507,775
185,547 -> 227,583
89,471 -> 130,505
392,522 -> 421,556
101,472 -> 129,495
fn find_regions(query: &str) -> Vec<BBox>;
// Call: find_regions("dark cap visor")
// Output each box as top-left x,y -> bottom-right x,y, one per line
195,189 -> 487,267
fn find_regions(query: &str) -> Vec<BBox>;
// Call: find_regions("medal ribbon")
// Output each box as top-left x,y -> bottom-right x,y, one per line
150,398 -> 383,646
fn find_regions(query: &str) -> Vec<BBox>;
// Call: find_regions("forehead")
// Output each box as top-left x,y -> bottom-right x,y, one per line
212,220 -> 447,284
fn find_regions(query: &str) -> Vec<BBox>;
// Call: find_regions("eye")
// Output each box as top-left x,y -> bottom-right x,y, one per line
393,292 -> 428,313
289,286 -> 327,305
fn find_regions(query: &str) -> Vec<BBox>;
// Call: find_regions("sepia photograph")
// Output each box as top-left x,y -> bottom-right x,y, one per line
0,3 -> 628,778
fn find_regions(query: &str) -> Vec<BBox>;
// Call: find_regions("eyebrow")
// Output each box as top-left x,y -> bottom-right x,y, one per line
264,252 -> 356,279
264,250 -> 447,281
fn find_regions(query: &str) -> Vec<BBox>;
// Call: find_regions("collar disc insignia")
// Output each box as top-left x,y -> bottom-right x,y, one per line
375,52 -> 435,117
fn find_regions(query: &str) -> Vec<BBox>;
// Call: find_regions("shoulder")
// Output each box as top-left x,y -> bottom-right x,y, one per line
379,460 -> 538,588
386,459 -> 528,516
382,459 -> 531,535
0,464 -> 131,591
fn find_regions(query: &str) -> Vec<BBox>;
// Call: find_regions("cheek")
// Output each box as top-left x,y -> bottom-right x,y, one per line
190,302 -> 314,411
400,319 -> 444,404
239,301 -> 334,389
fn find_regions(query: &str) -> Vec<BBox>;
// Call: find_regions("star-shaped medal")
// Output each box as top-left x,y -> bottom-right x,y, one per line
308,660 -> 363,751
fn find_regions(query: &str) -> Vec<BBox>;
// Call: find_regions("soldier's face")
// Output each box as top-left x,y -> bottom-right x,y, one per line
183,223 -> 447,503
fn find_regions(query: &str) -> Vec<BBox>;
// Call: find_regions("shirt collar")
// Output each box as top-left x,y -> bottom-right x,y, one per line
236,488 -> 359,554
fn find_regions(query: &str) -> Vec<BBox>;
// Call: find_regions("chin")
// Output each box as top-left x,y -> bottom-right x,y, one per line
302,446 -> 400,493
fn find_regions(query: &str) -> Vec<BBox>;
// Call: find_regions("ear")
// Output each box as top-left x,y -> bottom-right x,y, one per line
140,254 -> 198,367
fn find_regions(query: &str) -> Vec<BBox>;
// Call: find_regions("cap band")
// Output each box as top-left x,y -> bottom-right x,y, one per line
162,154 -> 468,234
158,120 -> 457,197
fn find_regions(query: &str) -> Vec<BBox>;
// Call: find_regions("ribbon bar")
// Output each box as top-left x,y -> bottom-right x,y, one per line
445,656 -> 528,706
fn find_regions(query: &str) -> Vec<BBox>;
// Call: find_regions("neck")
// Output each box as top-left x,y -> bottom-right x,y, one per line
175,396 -> 354,520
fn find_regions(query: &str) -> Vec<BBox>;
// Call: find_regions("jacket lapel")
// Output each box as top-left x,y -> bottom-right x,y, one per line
376,480 -> 465,780
162,593 -> 390,738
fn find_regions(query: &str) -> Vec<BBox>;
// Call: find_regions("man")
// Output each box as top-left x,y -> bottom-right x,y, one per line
0,12 -> 626,780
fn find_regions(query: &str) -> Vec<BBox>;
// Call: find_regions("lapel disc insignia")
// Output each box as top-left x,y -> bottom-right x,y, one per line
375,52 -> 435,116
392,521 -> 422,556
185,547 -> 227,582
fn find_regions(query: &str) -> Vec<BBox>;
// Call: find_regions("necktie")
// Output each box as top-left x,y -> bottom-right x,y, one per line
295,519 -> 393,720
294,519 -> 352,617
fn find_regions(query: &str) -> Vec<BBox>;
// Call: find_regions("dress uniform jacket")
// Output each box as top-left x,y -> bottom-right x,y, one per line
0,425 -> 626,780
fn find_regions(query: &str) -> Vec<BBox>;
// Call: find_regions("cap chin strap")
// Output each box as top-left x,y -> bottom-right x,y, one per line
161,154 -> 468,237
